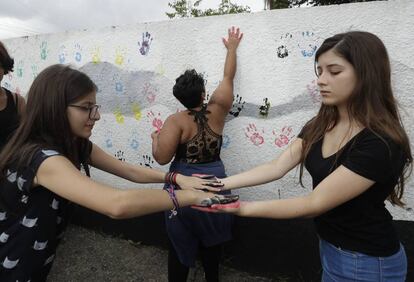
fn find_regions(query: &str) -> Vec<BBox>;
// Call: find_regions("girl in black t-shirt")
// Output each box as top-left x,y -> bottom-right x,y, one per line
0,65 -> 220,281
196,31 -> 412,281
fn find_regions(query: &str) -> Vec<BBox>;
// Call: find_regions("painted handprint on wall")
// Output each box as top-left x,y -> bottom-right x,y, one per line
104,129 -> 113,148
112,74 -> 124,94
16,60 -> 24,78
138,32 -> 153,56
222,134 -> 231,149
155,64 -> 165,76
74,43 -> 83,62
140,154 -> 154,168
114,47 -> 126,66
132,103 -> 142,121
276,33 -> 293,59
31,64 -> 38,79
245,123 -> 265,146
229,94 -> 245,117
40,41 -> 49,60
259,98 -> 271,117
297,31 -> 319,57
58,45 -> 67,63
128,131 -> 140,150
113,107 -> 125,124
273,126 -> 295,148
91,47 -> 101,64
306,79 -> 321,103
147,111 -> 163,132
115,150 -> 126,162
142,82 -> 158,104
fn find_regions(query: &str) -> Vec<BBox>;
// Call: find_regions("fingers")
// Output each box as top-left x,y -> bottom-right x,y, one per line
225,26 -> 243,43
201,186 -> 222,192
191,205 -> 219,213
212,201 -> 240,209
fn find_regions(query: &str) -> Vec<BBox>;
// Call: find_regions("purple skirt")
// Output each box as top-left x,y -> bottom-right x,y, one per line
164,160 -> 233,267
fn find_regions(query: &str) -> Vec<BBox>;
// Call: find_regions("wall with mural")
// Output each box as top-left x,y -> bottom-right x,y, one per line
2,0 -> 413,222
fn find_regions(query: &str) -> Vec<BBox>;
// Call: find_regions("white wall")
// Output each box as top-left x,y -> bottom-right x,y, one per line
3,0 -> 413,220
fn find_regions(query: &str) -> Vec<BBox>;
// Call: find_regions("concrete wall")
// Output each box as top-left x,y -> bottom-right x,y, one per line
2,1 -> 414,279
3,0 -> 413,220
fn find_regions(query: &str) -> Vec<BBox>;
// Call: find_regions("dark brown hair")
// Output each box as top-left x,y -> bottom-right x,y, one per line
299,31 -> 412,206
0,41 -> 14,74
173,69 -> 205,108
0,64 -> 97,180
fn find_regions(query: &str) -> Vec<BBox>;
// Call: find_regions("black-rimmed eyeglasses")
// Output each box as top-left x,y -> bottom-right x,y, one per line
68,104 -> 101,119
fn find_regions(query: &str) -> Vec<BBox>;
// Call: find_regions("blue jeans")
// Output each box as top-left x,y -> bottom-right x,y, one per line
319,239 -> 407,282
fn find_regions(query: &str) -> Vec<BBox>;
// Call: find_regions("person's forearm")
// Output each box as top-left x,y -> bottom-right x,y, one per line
222,162 -> 282,190
223,48 -> 237,80
238,196 -> 317,219
124,163 -> 166,183
112,189 -> 199,219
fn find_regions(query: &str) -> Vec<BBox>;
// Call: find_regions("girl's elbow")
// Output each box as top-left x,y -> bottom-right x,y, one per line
153,154 -> 171,165
106,192 -> 130,219
303,196 -> 325,218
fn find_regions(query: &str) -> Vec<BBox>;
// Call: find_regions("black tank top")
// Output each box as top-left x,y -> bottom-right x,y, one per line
0,88 -> 19,150
175,104 -> 222,164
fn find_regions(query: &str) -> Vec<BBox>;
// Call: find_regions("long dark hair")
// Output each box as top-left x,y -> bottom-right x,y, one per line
0,41 -> 14,74
0,64 -> 97,180
299,31 -> 412,206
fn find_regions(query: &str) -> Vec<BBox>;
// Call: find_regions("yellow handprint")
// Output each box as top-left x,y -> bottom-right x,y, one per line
91,47 -> 101,64
115,48 -> 125,66
113,107 -> 124,124
155,64 -> 165,76
132,103 -> 142,121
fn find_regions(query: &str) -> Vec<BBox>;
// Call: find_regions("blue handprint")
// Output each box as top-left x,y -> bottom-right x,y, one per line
74,43 -> 82,62
222,134 -> 231,149
297,31 -> 319,58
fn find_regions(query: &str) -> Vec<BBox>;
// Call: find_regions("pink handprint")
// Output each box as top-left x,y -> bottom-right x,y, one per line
307,79 -> 321,103
245,123 -> 265,146
147,111 -> 163,132
143,82 -> 157,104
273,126 -> 295,148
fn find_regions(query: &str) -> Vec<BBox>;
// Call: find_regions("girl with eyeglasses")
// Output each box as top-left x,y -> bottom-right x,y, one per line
0,64 -> 220,281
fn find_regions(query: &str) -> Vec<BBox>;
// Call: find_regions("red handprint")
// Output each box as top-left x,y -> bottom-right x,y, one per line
147,111 -> 163,132
245,123 -> 265,146
273,126 -> 295,148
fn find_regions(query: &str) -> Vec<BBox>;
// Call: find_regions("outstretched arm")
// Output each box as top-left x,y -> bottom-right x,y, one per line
214,165 -> 374,219
35,155 -> 214,219
208,26 -> 243,116
90,142 -> 218,191
221,138 -> 303,190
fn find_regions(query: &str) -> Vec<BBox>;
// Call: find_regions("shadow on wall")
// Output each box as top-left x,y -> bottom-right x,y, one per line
72,206 -> 414,281
79,62 -> 318,122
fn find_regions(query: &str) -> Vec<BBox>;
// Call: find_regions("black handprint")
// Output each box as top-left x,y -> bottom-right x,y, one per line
115,150 -> 125,162
276,33 -> 292,59
259,98 -> 271,117
229,94 -> 245,117
140,154 -> 154,168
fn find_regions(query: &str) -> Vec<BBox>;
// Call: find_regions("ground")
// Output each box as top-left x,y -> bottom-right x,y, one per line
48,224 -> 277,282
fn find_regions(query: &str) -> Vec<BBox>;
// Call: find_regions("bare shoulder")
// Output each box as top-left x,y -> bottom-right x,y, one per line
34,155 -> 77,186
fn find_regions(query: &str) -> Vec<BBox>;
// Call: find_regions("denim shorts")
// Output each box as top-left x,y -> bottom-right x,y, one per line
319,239 -> 407,282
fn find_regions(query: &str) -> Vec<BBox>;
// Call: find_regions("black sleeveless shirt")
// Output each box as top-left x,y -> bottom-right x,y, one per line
0,88 -> 19,150
175,104 -> 222,164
